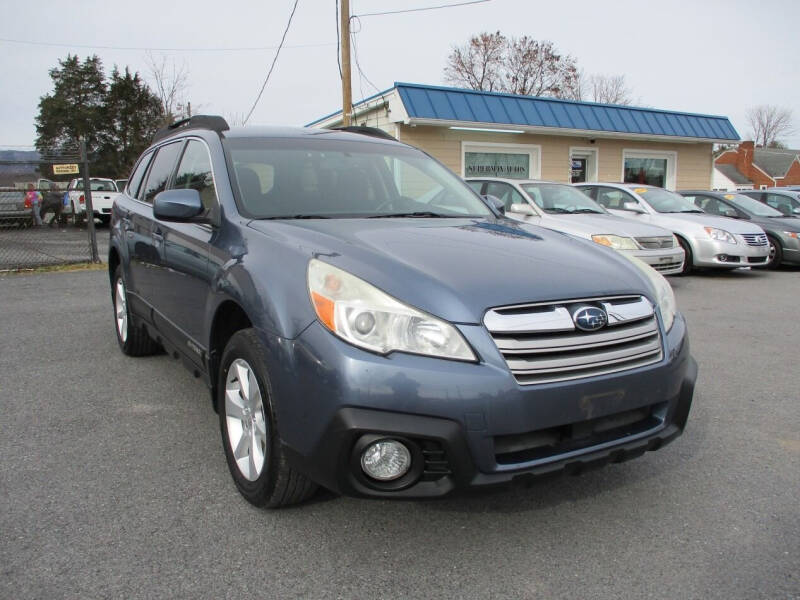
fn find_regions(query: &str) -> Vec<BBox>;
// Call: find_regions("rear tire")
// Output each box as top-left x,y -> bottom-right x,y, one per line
218,329 -> 317,508
676,236 -> 693,275
112,265 -> 160,356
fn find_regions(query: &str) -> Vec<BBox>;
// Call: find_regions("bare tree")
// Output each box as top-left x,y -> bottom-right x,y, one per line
586,74 -> 633,105
566,72 -> 634,104
746,105 -> 794,148
443,32 -> 506,92
502,37 -> 579,98
144,51 -> 189,124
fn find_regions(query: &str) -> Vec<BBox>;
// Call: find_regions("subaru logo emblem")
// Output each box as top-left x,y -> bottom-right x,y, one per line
572,306 -> 607,332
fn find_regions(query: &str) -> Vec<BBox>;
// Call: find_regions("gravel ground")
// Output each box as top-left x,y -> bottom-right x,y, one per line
0,267 -> 798,600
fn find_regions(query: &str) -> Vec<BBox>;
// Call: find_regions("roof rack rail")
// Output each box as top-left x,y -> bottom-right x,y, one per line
331,125 -> 396,141
153,115 -> 230,143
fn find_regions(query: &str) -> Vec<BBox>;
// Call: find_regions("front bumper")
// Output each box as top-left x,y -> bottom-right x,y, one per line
692,235 -> 769,268
269,311 -> 697,498
627,246 -> 685,275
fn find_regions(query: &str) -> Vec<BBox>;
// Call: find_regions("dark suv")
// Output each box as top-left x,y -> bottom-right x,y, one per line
109,116 -> 697,507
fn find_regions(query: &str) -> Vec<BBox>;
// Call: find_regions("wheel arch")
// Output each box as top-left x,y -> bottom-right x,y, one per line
208,299 -> 254,411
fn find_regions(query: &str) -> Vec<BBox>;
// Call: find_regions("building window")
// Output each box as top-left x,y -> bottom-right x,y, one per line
622,150 -> 676,190
461,142 -> 541,180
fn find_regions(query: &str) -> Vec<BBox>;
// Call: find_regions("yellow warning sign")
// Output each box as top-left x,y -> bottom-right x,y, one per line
53,164 -> 79,175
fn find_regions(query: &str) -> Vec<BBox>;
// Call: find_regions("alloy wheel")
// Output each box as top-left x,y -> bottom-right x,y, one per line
224,359 -> 268,481
115,279 -> 128,342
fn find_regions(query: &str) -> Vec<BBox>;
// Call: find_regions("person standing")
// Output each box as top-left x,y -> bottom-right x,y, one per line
25,183 -> 43,227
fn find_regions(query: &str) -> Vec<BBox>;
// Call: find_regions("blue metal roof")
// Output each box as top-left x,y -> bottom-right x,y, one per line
394,82 -> 740,141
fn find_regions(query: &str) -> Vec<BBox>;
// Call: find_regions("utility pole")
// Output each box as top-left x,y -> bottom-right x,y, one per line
340,0 -> 352,126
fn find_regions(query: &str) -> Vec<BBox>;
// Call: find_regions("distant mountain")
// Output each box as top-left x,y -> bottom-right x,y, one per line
0,150 -> 41,162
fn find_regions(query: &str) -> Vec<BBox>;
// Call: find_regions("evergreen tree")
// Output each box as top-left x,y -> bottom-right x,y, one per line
35,55 -> 107,156
99,67 -> 164,176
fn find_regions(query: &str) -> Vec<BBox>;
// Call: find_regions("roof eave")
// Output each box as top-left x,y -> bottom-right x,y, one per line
404,118 -> 738,144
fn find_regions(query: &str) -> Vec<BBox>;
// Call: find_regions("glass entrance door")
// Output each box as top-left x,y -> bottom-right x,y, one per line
571,158 -> 587,183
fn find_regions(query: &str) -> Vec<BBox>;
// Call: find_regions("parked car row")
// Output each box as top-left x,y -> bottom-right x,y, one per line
464,177 -> 799,273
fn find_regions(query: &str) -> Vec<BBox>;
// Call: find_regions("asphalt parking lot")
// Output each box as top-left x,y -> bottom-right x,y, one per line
1,267 -> 798,599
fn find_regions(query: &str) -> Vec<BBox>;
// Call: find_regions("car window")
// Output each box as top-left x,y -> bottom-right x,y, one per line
226,138 -> 490,218
765,193 -> 798,216
521,183 -> 605,214
141,142 -> 184,204
127,152 -> 153,200
577,186 -> 597,200
466,181 -> 484,195
172,140 -> 218,213
485,182 -> 525,211
595,187 -> 638,210
726,193 -> 782,217
73,180 -> 117,192
690,195 -> 736,217
633,187 -> 701,213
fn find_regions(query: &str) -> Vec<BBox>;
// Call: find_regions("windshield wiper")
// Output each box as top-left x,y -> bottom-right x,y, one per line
261,214 -> 332,220
544,207 -> 571,214
571,208 -> 604,214
368,211 -> 452,218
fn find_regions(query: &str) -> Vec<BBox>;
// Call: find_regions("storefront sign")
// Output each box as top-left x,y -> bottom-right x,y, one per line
464,152 -> 529,179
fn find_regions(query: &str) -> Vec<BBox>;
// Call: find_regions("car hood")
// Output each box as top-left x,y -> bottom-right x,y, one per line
247,217 -> 653,325
757,216 -> 800,232
510,212 -> 674,239
607,210 -> 766,236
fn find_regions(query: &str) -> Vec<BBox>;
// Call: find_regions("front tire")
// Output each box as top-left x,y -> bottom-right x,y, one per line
676,236 -> 693,275
764,235 -> 783,269
112,265 -> 160,356
218,329 -> 317,508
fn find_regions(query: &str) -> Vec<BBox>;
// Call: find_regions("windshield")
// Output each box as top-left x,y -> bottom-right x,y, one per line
634,187 -> 702,213
225,138 -> 491,219
725,194 -> 783,217
521,183 -> 606,214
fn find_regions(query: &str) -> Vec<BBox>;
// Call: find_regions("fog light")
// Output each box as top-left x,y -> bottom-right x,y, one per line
360,439 -> 411,481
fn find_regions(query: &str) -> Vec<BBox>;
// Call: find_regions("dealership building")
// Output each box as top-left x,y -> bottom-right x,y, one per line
309,82 -> 740,191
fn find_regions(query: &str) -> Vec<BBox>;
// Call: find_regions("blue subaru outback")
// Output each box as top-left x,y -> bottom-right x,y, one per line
109,116 -> 697,507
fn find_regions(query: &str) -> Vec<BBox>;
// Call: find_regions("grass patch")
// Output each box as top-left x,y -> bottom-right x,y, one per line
1,261 -> 107,275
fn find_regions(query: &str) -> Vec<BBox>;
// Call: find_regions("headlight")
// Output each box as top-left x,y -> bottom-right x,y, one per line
783,231 -> 799,239
621,254 -> 677,332
591,234 -> 640,250
307,259 -> 476,361
704,227 -> 736,244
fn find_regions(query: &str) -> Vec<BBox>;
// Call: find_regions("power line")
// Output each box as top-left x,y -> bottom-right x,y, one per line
0,36 -> 331,53
243,0 -> 301,125
355,0 -> 490,18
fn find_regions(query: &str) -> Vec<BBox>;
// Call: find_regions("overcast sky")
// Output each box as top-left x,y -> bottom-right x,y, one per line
2,0 -> 799,149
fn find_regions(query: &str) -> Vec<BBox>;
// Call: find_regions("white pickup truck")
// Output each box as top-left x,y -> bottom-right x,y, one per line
67,177 -> 120,224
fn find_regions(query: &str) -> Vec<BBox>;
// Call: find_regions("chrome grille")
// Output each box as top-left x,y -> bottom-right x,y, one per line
635,236 -> 675,249
741,233 -> 768,247
485,296 -> 663,385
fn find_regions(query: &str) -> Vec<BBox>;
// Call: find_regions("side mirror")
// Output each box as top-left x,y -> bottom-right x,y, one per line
153,189 -> 204,222
483,194 -> 505,214
623,201 -> 645,214
509,202 -> 536,216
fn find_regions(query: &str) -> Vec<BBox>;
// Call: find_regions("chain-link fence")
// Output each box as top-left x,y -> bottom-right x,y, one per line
0,146 -> 106,270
